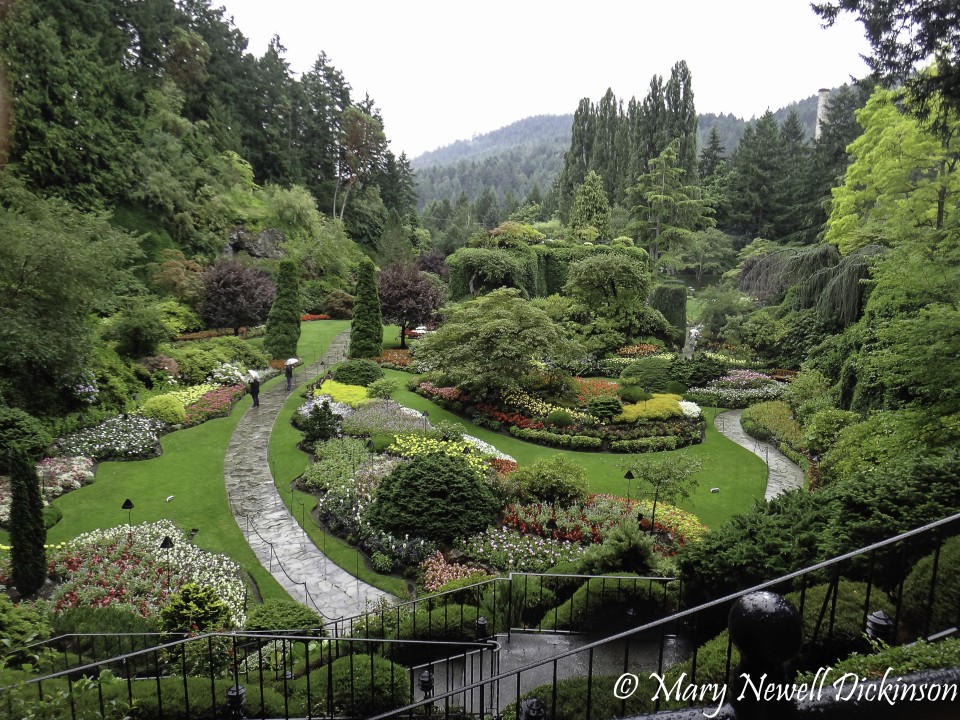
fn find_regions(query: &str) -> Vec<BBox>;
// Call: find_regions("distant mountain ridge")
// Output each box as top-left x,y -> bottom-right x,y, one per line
412,94 -> 821,209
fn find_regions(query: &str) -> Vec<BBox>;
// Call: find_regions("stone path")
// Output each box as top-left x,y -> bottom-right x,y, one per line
713,409 -> 805,500
224,331 -> 394,621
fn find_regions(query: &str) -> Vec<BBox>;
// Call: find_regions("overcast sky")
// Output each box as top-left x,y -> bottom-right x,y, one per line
218,0 -> 872,159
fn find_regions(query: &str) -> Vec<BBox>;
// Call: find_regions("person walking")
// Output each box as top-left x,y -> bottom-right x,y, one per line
285,363 -> 293,391
249,375 -> 260,407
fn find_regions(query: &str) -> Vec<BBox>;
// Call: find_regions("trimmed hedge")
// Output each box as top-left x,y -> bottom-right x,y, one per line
508,426 -> 603,450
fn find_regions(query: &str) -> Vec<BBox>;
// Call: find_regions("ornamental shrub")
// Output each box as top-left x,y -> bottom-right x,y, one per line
586,395 -> 623,421
321,289 -> 355,319
620,356 -> 672,390
262,259 -> 301,360
509,455 -> 589,506
545,408 -> 575,427
316,380 -> 369,407
665,380 -> 688,395
140,394 -> 186,425
615,394 -> 683,422
159,583 -> 234,633
366,453 -> 499,546
245,598 -> 324,633
332,359 -> 384,387
648,284 -> 687,342
348,258 -> 383,358
804,407 -> 858,456
902,536 -> 960,637
0,406 -> 52,460
366,378 -> 399,399
617,385 -> 653,403
0,594 -> 50,666
312,654 -> 409,717
668,353 -> 725,388
299,401 -> 340,448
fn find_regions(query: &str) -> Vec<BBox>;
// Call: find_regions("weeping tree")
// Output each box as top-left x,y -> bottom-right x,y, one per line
8,449 -> 46,596
348,257 -> 383,358
263,260 -> 302,360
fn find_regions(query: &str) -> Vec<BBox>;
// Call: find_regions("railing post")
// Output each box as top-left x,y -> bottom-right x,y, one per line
728,591 -> 803,720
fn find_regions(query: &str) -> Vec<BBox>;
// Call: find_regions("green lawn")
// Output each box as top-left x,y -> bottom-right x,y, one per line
382,370 -> 765,529
30,320 -> 352,601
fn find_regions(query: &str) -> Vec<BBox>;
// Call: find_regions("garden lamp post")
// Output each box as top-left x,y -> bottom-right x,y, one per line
623,471 -> 634,501
476,616 -> 489,639
419,669 -> 435,712
121,498 -> 134,525
421,409 -> 429,432
160,535 -> 174,588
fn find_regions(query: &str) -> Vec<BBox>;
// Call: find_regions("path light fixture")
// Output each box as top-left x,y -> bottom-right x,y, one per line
866,609 -> 894,644
419,669 -> 435,711
421,409 -> 429,431
225,684 -> 246,718
623,470 -> 634,501
520,698 -> 546,720
476,616 -> 489,639
121,498 -> 134,525
159,535 -> 174,587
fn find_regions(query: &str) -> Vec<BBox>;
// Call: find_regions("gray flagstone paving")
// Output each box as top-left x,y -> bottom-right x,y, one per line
713,408 -> 805,500
224,330 -> 394,622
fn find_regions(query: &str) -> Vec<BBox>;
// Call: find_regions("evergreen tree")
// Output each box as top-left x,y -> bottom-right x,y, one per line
725,111 -> 786,240
628,141 -> 714,268
263,259 -> 301,360
698,127 -> 727,179
348,257 -> 383,358
569,170 -> 611,241
8,449 -> 46,596
776,110 -> 814,241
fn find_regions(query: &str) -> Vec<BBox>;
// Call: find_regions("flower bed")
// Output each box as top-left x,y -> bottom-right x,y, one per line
616,343 -> 661,358
316,380 -> 369,407
48,521 -> 246,626
419,551 -> 489,593
56,416 -> 166,461
573,378 -> 620,404
0,456 -> 96,527
182,384 -> 246,426
387,434 -> 493,477
372,349 -> 413,370
457,527 -> 587,572
300,313 -> 331,321
686,370 -> 784,408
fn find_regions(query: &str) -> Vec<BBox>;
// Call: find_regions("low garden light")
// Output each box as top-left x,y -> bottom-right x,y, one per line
121,498 -> 134,525
866,609 -> 894,644
623,470 -> 635,501
476,616 -> 489,639
421,409 -> 429,431
160,535 -> 175,587
520,697 -> 546,720
419,669 -> 435,709
225,683 -> 246,718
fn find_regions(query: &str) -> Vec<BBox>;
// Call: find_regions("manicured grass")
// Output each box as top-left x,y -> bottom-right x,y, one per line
383,370 -> 767,530
33,319 -> 352,603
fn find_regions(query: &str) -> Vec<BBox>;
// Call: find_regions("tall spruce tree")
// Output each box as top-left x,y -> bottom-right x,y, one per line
569,170 -> 611,241
263,259 -> 301,360
8,449 -> 46,596
348,257 -> 383,358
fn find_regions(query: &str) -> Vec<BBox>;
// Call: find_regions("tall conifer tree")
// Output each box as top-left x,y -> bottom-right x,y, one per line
348,257 -> 383,358
263,259 -> 301,360
9,449 -> 46,596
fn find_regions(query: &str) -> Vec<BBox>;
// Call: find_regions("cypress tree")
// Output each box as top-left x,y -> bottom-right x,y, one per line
348,257 -> 383,358
263,259 -> 302,360
8,449 -> 46,596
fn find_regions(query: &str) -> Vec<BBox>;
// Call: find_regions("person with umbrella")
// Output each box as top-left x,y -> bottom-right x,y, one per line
285,358 -> 298,391
248,370 -> 260,407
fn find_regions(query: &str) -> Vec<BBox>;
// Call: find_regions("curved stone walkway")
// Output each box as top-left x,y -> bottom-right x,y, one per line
224,330 -> 394,621
713,409 -> 804,500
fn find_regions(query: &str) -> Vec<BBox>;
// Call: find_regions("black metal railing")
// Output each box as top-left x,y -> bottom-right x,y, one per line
3,513 -> 959,719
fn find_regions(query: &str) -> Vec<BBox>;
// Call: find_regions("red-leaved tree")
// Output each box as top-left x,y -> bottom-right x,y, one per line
377,261 -> 445,349
201,259 -> 275,335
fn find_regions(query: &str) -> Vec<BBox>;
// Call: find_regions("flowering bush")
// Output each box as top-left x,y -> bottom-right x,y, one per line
300,313 -> 331,321
298,394 -> 354,421
573,377 -> 620,404
474,403 -> 545,430
48,521 -> 246,626
316,380 -> 369,408
457,528 -> 587,572
686,379 -> 784,409
679,400 -> 703,418
632,498 -> 709,547
714,369 -> 777,389
183,384 -> 246,426
56,416 -> 165,460
489,458 -> 519,478
419,551 -> 489,593
206,362 -> 247,386
73,371 -> 99,404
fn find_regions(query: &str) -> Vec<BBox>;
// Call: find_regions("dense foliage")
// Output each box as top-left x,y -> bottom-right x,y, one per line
262,260 -> 302,360
348,258 -> 383,358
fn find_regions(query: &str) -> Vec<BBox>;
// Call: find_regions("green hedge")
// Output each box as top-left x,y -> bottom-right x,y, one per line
508,426 -> 603,450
